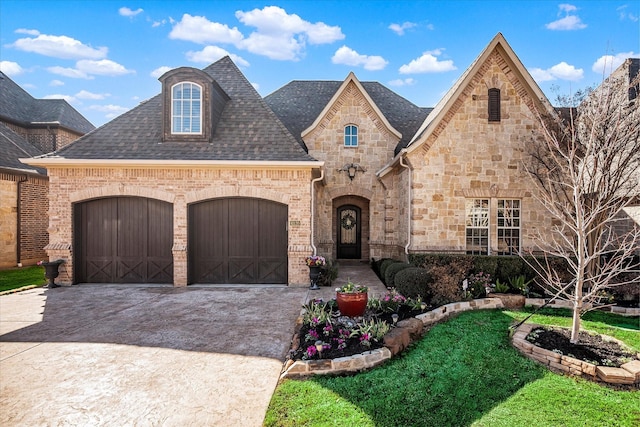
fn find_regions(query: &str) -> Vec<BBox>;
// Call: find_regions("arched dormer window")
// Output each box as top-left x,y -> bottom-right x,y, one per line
172,82 -> 202,134
488,88 -> 501,122
344,125 -> 358,147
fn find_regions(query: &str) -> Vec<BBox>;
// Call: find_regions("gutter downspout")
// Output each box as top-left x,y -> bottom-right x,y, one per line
16,174 -> 28,266
399,150 -> 411,255
310,168 -> 325,256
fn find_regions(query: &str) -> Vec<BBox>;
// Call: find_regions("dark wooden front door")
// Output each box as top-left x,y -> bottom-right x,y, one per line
189,198 -> 288,284
74,197 -> 173,283
337,205 -> 361,259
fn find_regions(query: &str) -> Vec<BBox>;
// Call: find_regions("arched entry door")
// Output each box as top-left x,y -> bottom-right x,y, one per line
337,205 -> 361,259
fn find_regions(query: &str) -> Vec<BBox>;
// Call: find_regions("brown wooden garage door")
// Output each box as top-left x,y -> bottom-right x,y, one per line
74,197 -> 173,283
189,198 -> 288,284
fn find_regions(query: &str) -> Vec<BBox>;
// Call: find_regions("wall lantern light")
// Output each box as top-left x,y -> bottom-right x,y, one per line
338,163 -> 366,181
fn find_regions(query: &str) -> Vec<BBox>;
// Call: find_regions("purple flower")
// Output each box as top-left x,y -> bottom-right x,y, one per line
323,323 -> 333,336
306,346 -> 317,358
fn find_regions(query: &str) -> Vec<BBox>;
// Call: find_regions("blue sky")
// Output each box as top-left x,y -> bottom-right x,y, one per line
1,1 -> 638,127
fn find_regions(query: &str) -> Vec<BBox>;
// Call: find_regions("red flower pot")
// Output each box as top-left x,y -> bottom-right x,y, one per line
336,292 -> 368,317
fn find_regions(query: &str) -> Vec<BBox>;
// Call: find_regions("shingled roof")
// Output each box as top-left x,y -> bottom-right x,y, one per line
52,57 -> 315,162
0,72 -> 95,134
0,122 -> 45,174
265,80 -> 431,155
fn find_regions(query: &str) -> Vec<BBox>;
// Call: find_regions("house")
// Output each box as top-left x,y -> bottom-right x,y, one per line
23,33 -> 571,286
0,72 -> 94,268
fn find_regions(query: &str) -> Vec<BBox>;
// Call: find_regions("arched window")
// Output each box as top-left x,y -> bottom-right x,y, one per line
488,88 -> 501,122
172,82 -> 202,134
344,125 -> 358,147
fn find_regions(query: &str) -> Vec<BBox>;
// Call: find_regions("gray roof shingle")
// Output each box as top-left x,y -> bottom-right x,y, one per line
0,122 -> 46,174
0,72 -> 95,134
54,57 -> 316,162
264,80 -> 431,155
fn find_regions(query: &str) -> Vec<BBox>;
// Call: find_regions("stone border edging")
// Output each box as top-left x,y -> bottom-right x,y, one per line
280,297 -> 505,378
512,323 -> 640,387
525,298 -> 639,316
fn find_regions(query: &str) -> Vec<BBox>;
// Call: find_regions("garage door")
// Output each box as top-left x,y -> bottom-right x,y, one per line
189,198 -> 288,284
74,197 -> 173,283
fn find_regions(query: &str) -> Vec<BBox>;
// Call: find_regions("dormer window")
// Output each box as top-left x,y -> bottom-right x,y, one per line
172,82 -> 202,134
488,88 -> 501,122
344,125 -> 358,147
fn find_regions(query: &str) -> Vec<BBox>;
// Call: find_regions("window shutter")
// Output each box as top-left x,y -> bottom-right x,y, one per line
488,88 -> 501,122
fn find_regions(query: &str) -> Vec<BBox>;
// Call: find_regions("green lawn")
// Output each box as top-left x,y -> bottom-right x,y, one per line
265,309 -> 640,427
0,266 -> 46,292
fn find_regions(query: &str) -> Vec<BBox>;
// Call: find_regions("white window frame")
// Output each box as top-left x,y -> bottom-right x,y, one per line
465,199 -> 490,255
344,125 -> 358,147
171,82 -> 202,134
497,199 -> 521,255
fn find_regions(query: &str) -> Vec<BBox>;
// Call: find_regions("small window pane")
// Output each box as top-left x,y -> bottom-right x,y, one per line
344,125 -> 358,147
171,82 -> 202,134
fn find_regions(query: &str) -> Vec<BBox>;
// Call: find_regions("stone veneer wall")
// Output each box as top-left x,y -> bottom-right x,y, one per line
0,173 -> 48,268
305,80 -> 404,261
45,166 -> 314,286
404,49 -> 554,253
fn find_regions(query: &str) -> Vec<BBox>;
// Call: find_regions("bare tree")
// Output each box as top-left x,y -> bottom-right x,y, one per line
524,60 -> 640,343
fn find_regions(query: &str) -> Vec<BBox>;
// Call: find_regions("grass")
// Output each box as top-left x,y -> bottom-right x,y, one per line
0,266 -> 46,292
265,309 -> 640,427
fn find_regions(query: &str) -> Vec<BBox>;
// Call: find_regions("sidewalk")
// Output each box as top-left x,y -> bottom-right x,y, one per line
304,261 -> 387,302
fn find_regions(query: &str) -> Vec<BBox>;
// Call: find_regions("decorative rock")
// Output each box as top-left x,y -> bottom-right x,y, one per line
621,360 -> 640,382
596,366 -> 637,385
397,318 -> 424,341
383,327 -> 410,355
488,293 -> 525,309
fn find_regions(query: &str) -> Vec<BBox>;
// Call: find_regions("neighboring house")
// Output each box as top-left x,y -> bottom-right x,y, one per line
0,72 -> 94,268
22,33 -> 617,286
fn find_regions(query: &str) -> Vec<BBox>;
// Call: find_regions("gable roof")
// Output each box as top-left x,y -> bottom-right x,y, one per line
0,122 -> 46,174
0,72 -> 95,134
405,32 -> 550,152
33,57 -> 316,163
265,78 -> 431,153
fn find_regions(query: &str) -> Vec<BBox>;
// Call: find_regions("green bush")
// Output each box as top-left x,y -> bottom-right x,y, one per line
379,259 -> 397,282
472,256 -> 498,277
395,267 -> 432,299
427,264 -> 466,305
496,256 -> 524,283
319,259 -> 339,287
373,258 -> 392,280
384,262 -> 411,287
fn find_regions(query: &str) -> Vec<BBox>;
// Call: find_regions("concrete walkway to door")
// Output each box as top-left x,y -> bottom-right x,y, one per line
0,263 -> 385,426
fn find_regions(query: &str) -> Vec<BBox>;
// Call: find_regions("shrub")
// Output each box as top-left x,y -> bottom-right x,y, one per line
379,259 -> 397,282
395,267 -> 432,299
496,256 -> 524,283
319,259 -> 339,287
425,265 -> 465,305
472,256 -> 498,277
384,262 -> 411,287
373,258 -> 392,280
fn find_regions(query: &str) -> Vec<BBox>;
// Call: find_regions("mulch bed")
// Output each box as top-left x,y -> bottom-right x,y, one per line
526,326 -> 638,367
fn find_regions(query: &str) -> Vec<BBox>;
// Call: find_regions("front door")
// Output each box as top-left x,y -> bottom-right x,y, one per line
337,205 -> 361,259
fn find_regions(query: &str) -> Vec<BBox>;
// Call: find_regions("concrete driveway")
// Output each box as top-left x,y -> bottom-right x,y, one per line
0,285 -> 308,426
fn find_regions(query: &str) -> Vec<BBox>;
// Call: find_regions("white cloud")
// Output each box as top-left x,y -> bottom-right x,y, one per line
49,79 -> 64,86
150,66 -> 173,78
76,90 -> 109,100
76,59 -> 134,76
119,7 -> 143,17
546,4 -> 587,30
388,78 -> 416,86
530,61 -> 583,82
186,46 -> 250,67
592,52 -> 639,75
47,66 -> 92,79
47,59 -> 133,79
331,46 -> 388,70
43,93 -> 77,103
399,49 -> 456,74
15,28 -> 40,36
88,104 -> 130,118
0,60 -> 24,76
388,22 -> 416,36
11,33 -> 108,59
169,14 -> 244,45
617,5 -> 639,22
170,7 -> 343,62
